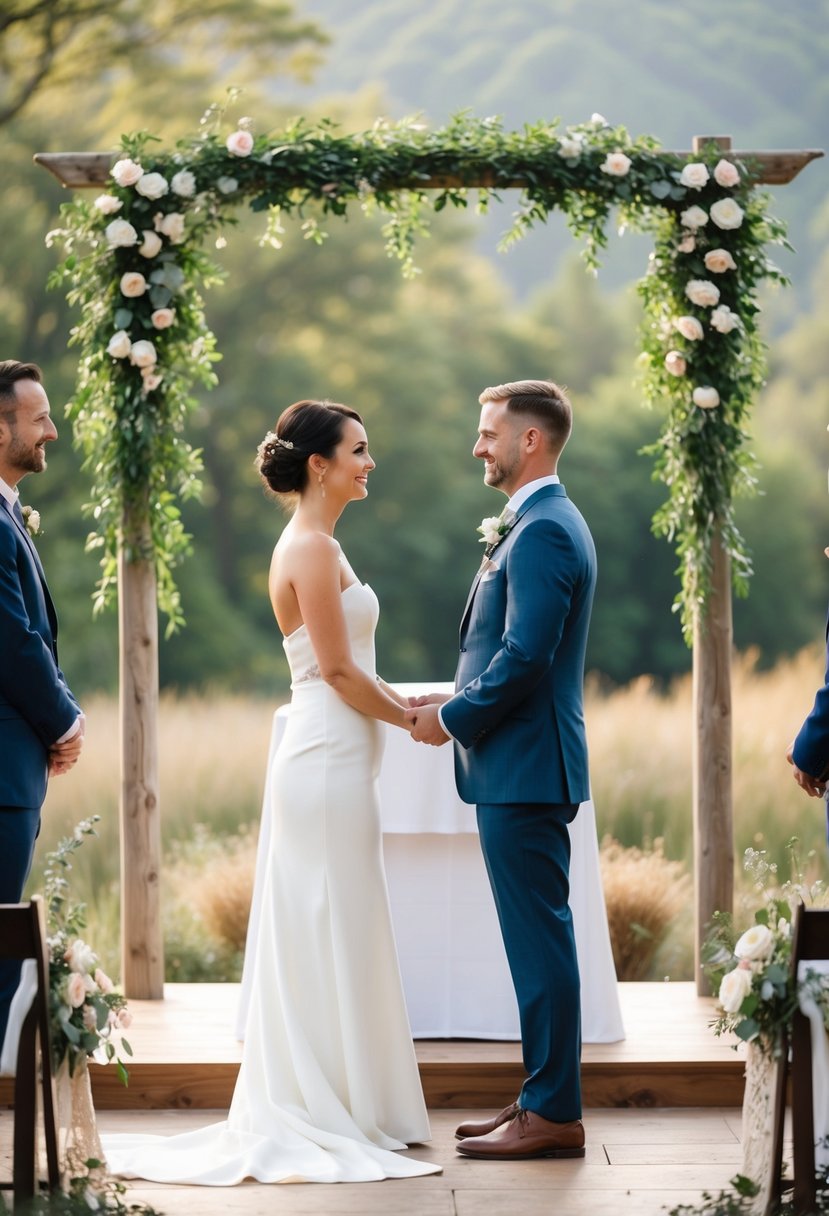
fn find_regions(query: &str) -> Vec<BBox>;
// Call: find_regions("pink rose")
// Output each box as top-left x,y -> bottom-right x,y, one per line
226,129 -> 254,157
151,308 -> 176,329
153,212 -> 186,243
599,152 -> 632,177
141,369 -> 163,392
675,315 -> 704,342
713,159 -> 740,188
665,351 -> 687,377
677,235 -> 696,254
138,230 -> 163,258
66,973 -> 86,1008
82,1005 -> 98,1032
704,249 -> 737,274
120,272 -> 147,298
117,1008 -> 133,1030
94,968 -> 114,994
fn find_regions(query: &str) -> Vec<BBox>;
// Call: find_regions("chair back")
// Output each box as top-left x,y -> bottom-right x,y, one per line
0,896 -> 60,1201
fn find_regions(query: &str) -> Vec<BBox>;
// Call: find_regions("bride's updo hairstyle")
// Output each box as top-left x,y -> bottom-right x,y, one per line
256,399 -> 363,496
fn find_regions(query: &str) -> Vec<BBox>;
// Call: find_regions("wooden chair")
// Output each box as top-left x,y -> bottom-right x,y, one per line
0,896 -> 60,1204
768,903 -> 829,1215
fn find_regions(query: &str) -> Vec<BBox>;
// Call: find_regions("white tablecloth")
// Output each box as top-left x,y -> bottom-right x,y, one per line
237,684 -> 624,1043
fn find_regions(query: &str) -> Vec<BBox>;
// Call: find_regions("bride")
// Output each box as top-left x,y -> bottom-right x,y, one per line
103,400 -> 440,1184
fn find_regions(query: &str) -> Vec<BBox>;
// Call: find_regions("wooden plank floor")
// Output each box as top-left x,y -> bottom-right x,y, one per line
0,982 -> 747,1111
2,1105 -> 777,1215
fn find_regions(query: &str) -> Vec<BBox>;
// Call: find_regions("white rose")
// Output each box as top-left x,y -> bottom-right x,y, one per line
66,973 -> 87,1008
104,218 -> 138,248
664,351 -> 687,377
82,1004 -> 98,1032
129,339 -> 157,368
680,162 -> 710,191
24,508 -> 41,534
710,198 -> 744,230
713,158 -> 740,188
151,307 -> 176,329
590,112 -> 608,126
94,193 -> 122,215
65,938 -> 97,974
138,230 -> 163,258
226,129 -> 254,157
119,271 -> 147,298
693,386 -> 721,409
680,205 -> 708,230
710,305 -> 741,334
171,169 -> 196,197
106,330 -> 132,359
685,279 -> 721,308
718,966 -> 753,1014
111,158 -> 143,187
558,136 -> 583,159
677,235 -> 696,254
675,315 -> 704,342
734,923 -> 775,961
141,371 -> 163,392
478,516 -> 503,546
704,248 -> 737,274
600,152 -> 632,177
135,172 -> 169,200
217,176 -> 239,194
154,212 -> 186,243
237,115 -> 254,131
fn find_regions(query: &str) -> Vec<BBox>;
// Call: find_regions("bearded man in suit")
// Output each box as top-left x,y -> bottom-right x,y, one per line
0,360 -> 84,1049
407,379 -> 596,1161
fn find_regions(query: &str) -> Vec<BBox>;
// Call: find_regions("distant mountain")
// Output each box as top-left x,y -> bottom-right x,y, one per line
281,0 -> 827,300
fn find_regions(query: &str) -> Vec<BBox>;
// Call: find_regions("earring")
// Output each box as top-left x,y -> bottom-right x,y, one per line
318,472 -> 326,499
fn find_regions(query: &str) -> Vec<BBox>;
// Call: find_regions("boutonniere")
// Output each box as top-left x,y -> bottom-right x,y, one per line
477,508 -> 516,549
21,504 -> 42,537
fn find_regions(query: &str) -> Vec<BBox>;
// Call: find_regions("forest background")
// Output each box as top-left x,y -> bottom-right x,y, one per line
2,0 -> 827,693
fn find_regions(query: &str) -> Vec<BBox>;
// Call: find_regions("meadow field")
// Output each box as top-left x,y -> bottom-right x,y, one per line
31,647 -> 829,983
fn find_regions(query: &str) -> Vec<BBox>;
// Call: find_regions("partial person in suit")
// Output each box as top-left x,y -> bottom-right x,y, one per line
0,360 -> 84,1049
407,379 -> 596,1161
787,554 -> 829,802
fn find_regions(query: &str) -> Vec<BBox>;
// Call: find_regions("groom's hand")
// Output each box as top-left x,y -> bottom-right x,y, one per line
405,702 -> 450,746
787,740 -> 826,797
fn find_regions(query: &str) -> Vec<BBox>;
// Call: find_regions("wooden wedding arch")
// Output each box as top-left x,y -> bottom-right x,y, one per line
36,121 -> 822,999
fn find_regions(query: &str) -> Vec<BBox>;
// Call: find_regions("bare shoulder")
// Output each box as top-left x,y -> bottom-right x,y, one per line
275,530 -> 340,583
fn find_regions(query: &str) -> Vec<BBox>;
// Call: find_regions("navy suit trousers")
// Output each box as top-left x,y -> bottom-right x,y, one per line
476,801 -> 582,1122
0,806 -> 41,1051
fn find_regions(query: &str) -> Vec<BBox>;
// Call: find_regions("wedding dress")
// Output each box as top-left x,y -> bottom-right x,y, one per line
103,581 -> 440,1184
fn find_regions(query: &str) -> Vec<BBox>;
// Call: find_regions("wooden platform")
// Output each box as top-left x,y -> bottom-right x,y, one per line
0,981 -> 747,1111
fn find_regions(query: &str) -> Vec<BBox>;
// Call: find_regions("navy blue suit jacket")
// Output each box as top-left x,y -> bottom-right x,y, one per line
441,483 -> 596,805
792,605 -> 829,783
0,500 -> 78,807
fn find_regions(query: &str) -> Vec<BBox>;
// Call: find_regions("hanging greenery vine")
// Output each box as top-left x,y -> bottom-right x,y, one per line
48,101 -> 788,634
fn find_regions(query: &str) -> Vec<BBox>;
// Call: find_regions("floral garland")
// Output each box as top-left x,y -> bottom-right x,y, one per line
43,817 -> 132,1083
705,843 -> 829,1058
48,104 -> 788,631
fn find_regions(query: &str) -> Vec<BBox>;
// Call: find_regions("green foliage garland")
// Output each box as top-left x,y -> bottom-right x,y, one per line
48,103 -> 789,633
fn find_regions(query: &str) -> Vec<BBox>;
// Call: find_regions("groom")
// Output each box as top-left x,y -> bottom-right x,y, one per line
0,360 -> 84,1050
407,379 -> 596,1160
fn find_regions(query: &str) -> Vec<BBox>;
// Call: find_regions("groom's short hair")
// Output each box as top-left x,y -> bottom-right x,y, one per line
479,379 -> 572,451
0,361 -> 43,424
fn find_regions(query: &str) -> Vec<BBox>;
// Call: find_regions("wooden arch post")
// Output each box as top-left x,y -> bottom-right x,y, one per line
36,136 -> 822,1001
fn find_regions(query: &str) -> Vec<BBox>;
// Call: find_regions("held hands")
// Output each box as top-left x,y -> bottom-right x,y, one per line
405,694 -> 451,746
786,740 -> 826,798
49,712 -> 86,777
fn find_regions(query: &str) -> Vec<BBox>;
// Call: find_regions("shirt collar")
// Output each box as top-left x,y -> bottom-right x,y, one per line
505,474 -> 560,515
0,475 -> 19,510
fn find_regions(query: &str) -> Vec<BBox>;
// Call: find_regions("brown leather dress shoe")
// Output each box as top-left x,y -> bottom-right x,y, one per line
455,1100 -> 520,1140
456,1109 -> 585,1160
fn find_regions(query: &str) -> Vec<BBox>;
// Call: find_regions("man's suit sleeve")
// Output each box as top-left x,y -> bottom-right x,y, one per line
441,519 -> 580,748
792,678 -> 829,782
0,523 -> 79,746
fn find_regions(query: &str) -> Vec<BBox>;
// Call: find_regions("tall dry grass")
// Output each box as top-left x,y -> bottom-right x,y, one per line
26,646 -> 829,981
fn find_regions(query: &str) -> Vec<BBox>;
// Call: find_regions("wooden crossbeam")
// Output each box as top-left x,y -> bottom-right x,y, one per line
34,148 -> 824,189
